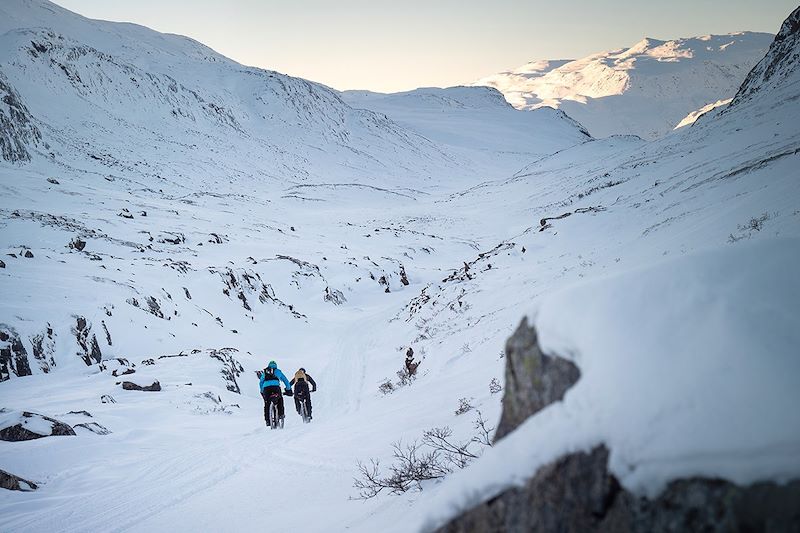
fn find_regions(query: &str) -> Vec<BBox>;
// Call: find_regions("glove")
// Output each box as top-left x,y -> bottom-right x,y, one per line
284,389 -> 293,397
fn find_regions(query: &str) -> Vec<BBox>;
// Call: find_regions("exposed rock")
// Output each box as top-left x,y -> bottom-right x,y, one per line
400,264 -> 410,286
47,177 -> 59,185
23,250 -> 34,258
73,422 -> 111,435
437,445 -> 800,533
324,286 -> 347,305
100,394 -> 116,404
72,315 -> 102,365
157,231 -> 185,245
437,317 -> 800,532
30,324 -> 56,373
495,317 -> 580,441
121,380 -> 161,391
0,324 -> 32,381
69,236 -> 86,251
729,6 -> 800,107
0,259 -> 4,268
0,411 -> 76,441
0,469 -> 38,491
208,348 -> 244,394
0,71 -> 42,163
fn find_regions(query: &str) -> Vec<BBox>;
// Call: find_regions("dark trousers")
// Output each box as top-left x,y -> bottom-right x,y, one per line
294,382 -> 312,417
261,385 -> 284,421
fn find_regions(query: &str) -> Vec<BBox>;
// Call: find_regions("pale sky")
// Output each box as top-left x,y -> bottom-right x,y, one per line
52,0 -> 796,93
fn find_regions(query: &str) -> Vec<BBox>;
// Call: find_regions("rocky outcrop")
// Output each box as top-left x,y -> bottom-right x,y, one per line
208,348 -> 244,394
72,315 -> 103,365
437,445 -> 800,533
0,70 -> 42,163
121,380 -> 161,391
495,318 -> 580,440
0,410 -> 76,441
437,318 -> 800,532
729,6 -> 800,107
30,324 -> 56,373
0,325 -> 32,381
0,469 -> 38,491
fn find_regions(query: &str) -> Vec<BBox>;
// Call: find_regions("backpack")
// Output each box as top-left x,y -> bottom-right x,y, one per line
262,366 -> 276,381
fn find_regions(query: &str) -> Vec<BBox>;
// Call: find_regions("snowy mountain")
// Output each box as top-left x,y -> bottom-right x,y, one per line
1,1 -> 799,532
475,32 -> 773,139
341,86 -> 590,176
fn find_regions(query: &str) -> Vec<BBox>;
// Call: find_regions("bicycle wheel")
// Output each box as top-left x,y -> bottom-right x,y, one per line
269,401 -> 279,430
300,400 -> 309,423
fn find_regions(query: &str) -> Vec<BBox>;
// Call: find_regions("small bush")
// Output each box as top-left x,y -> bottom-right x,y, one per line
378,379 -> 395,395
455,397 -> 474,416
489,378 -> 502,394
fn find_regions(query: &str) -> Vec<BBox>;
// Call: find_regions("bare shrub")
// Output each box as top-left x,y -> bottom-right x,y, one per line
353,416 -> 494,499
378,379 -> 395,395
489,377 -> 502,394
454,397 -> 474,416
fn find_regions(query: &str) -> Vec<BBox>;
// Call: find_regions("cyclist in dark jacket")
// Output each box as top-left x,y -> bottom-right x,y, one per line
258,360 -> 292,425
290,368 -> 317,419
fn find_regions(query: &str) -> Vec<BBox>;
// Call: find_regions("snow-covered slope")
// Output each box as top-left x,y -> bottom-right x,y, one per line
1,1 -> 799,532
475,32 -> 773,139
0,0 -> 484,190
342,86 -> 590,175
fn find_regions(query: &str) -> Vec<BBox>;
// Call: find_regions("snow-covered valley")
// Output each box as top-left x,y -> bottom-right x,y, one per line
2,1 -> 800,531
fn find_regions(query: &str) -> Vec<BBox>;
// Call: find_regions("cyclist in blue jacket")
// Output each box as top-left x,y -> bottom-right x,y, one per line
257,360 -> 292,425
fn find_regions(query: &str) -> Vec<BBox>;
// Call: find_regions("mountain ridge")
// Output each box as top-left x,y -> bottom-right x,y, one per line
474,31 -> 773,139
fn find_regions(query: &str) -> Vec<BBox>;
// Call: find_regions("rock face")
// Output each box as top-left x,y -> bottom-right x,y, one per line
0,71 -> 42,163
730,6 -> 800,107
437,445 -> 800,533
0,325 -> 32,381
0,410 -> 76,441
436,319 -> 800,532
495,318 -> 580,441
0,469 -> 38,491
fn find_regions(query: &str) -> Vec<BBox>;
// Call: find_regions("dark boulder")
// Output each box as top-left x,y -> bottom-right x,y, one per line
495,318 -> 580,441
0,469 -> 37,491
121,380 -> 161,391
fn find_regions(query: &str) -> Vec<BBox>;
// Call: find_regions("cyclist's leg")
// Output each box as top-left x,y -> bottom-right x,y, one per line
277,394 -> 285,419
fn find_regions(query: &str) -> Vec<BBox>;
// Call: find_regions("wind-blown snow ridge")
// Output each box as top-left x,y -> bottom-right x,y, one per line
475,32 -> 773,139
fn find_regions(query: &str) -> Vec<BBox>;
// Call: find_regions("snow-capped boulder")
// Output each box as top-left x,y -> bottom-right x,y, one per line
0,409 -> 75,441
